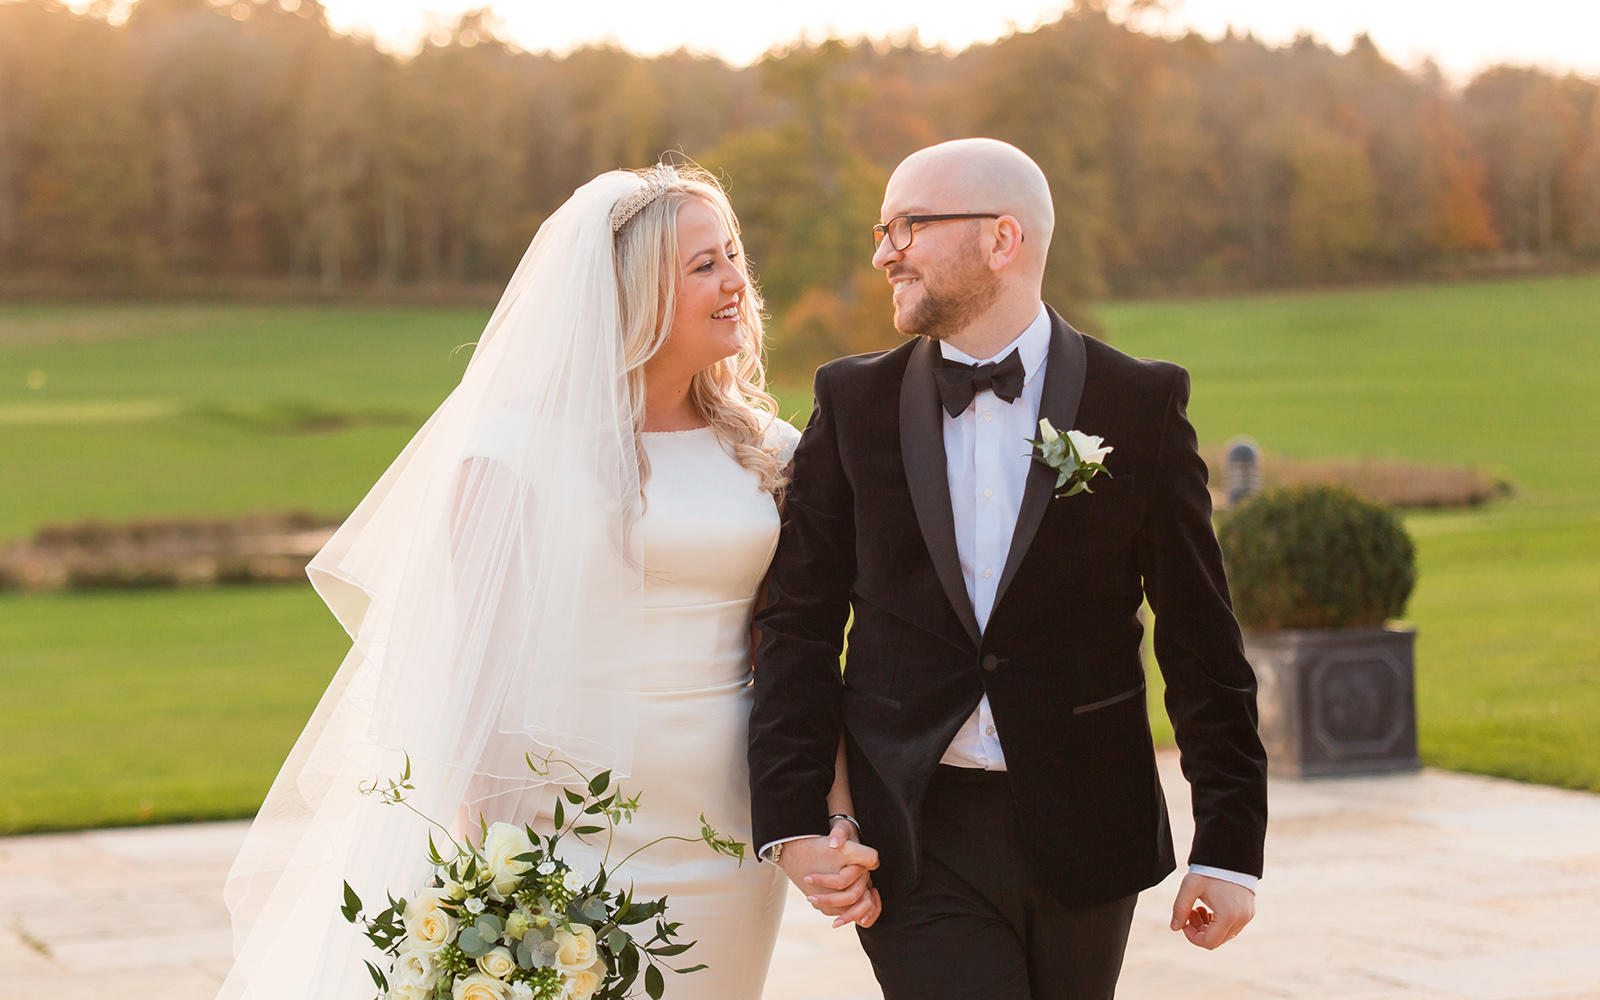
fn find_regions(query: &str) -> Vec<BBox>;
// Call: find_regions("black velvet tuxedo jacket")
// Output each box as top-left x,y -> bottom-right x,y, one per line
748,306 -> 1268,907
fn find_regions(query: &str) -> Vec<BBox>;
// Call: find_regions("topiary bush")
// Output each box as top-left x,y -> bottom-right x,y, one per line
1219,485 -> 1416,630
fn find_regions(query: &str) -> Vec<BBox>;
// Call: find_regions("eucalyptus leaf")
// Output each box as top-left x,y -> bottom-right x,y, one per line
458,926 -> 491,957
535,939 -> 560,967
645,963 -> 664,999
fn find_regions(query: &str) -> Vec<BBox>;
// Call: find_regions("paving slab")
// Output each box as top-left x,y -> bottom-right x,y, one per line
1,751 -> 1596,999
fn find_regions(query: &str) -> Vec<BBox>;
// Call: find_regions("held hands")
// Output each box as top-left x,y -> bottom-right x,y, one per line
776,819 -> 883,929
1170,872 -> 1255,950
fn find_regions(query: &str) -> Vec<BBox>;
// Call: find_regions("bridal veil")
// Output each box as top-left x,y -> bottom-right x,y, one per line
219,171 -> 653,998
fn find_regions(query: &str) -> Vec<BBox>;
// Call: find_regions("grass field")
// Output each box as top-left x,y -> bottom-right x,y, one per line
1102,277 -> 1600,791
1,275 -> 1596,832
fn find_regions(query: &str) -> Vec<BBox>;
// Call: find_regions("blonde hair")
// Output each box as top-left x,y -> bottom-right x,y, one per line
612,162 -> 785,495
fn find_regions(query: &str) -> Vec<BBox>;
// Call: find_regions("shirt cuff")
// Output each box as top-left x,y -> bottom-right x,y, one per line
1189,865 -> 1258,892
758,835 -> 814,863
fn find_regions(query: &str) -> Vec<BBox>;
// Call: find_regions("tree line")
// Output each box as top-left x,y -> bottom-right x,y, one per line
3,0 -> 1598,359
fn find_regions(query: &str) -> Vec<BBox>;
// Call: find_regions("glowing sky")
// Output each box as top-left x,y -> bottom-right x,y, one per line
313,0 -> 1600,81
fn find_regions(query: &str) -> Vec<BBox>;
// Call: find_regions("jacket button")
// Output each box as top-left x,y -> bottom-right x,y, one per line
981,654 -> 1000,672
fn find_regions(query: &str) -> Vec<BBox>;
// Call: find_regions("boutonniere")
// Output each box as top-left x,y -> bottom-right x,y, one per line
1027,418 -> 1113,498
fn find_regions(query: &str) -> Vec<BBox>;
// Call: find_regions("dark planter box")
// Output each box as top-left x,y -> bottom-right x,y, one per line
1244,626 -> 1420,778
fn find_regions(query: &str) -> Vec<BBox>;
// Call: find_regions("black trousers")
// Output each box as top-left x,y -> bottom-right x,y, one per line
857,765 -> 1138,1000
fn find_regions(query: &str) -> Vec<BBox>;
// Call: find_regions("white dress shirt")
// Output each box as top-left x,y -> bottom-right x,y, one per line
936,304 -> 1052,769
765,303 -> 1256,891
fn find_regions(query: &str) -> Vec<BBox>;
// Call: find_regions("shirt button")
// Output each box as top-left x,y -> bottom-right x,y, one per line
983,488 -> 994,498
982,412 -> 994,422
985,725 -> 996,737
982,568 -> 994,579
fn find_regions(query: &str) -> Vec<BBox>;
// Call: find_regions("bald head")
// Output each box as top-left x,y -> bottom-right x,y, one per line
885,138 -> 1054,281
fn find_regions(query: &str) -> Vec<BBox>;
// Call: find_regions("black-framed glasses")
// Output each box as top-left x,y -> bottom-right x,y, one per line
872,213 -> 1002,252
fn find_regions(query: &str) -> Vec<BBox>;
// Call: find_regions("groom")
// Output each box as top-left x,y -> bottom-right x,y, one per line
749,138 -> 1268,998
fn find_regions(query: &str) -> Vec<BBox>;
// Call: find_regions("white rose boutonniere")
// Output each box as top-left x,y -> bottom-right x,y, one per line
1028,418 -> 1112,498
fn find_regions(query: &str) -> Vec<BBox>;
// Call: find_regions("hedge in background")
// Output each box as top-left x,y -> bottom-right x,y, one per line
1219,485 -> 1416,630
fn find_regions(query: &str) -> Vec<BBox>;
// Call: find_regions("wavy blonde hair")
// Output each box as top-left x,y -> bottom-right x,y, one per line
613,163 -> 785,495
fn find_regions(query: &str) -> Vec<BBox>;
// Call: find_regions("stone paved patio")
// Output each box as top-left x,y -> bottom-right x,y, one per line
3,751 -> 1597,999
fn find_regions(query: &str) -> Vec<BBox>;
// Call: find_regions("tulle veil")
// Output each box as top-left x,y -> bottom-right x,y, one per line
218,170 -> 654,999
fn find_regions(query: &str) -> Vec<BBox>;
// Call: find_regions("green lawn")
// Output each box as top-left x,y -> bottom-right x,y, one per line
0,303 -> 479,538
1,276 -> 1595,832
0,586 -> 348,833
1101,276 -> 1600,790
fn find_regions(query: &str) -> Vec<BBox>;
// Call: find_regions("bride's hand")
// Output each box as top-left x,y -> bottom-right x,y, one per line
797,819 -> 882,928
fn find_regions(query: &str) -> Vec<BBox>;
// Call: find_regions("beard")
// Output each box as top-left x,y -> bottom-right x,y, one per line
893,244 -> 1002,341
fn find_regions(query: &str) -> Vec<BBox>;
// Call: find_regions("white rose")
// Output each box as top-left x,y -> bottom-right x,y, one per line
554,924 -> 598,973
564,957 -> 608,1000
392,944 -> 440,992
560,866 -> 588,894
510,984 -> 535,1000
403,889 -> 459,955
483,822 -> 536,899
476,945 -> 517,980
1064,430 -> 1111,466
1038,417 -> 1061,443
387,985 -> 428,1000
452,972 -> 511,1000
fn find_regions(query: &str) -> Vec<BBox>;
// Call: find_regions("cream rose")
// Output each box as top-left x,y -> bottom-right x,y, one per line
564,958 -> 608,1000
1065,429 -> 1112,466
483,822 -> 535,899
403,889 -> 458,955
476,945 -> 517,980
386,985 -> 428,1000
392,944 -> 440,992
554,924 -> 598,973
452,972 -> 511,1000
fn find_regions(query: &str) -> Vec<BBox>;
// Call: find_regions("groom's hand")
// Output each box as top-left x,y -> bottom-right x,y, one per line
777,820 -> 882,928
1170,872 -> 1255,950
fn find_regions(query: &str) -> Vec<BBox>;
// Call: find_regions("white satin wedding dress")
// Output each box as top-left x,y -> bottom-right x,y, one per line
538,420 -> 797,997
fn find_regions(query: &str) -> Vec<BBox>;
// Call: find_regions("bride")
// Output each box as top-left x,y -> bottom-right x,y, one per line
217,163 -> 877,999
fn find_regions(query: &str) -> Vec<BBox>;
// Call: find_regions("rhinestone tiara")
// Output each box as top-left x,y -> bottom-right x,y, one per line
609,163 -> 680,233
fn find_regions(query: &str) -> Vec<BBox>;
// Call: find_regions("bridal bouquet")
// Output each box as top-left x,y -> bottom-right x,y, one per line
342,755 -> 745,1000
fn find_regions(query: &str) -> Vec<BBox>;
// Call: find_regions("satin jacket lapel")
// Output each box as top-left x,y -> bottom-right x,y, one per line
899,336 -> 982,646
993,308 -> 1088,610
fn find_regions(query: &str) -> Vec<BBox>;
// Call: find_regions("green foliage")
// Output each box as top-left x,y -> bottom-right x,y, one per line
1219,486 -> 1416,629
341,758 -> 743,999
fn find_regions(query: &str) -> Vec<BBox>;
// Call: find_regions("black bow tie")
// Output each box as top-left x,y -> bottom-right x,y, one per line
934,348 -> 1026,417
